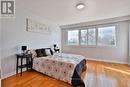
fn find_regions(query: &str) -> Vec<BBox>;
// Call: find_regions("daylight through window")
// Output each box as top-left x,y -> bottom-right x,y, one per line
68,30 -> 79,45
67,25 -> 116,47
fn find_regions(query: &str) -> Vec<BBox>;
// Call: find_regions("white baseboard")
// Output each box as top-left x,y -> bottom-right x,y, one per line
86,58 -> 127,64
1,71 -> 16,80
1,68 -> 26,80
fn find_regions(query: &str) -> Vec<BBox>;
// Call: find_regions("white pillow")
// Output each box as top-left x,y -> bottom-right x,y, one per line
45,49 -> 51,55
30,50 -> 37,58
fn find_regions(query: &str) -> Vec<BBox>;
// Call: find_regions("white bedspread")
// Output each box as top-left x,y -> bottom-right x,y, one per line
33,53 -> 85,84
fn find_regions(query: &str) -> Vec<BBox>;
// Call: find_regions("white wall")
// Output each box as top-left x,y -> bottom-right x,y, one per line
49,25 -> 61,49
1,0 -> 60,78
61,20 -> 129,64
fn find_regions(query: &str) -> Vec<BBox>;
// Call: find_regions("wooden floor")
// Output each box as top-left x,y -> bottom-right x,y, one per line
2,60 -> 130,87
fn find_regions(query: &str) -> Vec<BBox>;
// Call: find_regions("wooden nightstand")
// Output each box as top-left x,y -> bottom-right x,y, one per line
16,53 -> 32,76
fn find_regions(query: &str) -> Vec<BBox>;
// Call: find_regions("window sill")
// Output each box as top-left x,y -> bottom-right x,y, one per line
64,45 -> 117,48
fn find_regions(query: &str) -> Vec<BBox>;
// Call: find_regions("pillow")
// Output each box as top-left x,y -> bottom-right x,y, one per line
35,49 -> 47,57
45,49 -> 51,56
41,49 -> 47,56
30,50 -> 37,58
35,49 -> 43,57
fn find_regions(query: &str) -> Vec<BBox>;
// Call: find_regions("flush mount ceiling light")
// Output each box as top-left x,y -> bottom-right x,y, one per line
76,3 -> 85,10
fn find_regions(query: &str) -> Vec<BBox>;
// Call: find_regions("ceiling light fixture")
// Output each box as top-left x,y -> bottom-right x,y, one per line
76,3 -> 85,10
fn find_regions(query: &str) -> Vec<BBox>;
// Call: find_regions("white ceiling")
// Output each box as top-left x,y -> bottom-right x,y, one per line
18,0 -> 130,25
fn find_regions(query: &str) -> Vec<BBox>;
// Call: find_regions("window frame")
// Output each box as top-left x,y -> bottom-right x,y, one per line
80,27 -> 97,46
67,29 -> 79,46
80,29 -> 88,46
87,28 -> 97,46
66,23 -> 117,47
97,24 -> 117,47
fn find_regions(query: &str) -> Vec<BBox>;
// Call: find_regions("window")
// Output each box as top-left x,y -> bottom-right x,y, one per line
98,26 -> 116,46
80,30 -> 87,45
88,29 -> 96,45
68,30 -> 79,45
80,29 -> 96,45
66,25 -> 116,47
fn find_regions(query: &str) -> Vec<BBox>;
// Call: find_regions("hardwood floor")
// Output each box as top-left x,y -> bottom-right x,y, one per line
2,60 -> 130,87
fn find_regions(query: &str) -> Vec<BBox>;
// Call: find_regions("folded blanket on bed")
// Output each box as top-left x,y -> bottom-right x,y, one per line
33,53 -> 86,87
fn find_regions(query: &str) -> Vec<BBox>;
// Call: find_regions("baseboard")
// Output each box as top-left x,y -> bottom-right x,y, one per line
87,58 -> 128,64
1,71 -> 16,80
1,68 -> 26,80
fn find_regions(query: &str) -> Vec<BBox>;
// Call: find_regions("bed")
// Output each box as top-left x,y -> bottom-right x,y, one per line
31,48 -> 86,87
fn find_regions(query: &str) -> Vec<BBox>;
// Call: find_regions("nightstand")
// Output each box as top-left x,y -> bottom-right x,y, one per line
16,53 -> 32,76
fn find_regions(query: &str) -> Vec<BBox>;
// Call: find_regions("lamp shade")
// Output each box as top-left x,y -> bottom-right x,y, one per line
21,46 -> 27,51
54,44 -> 57,47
